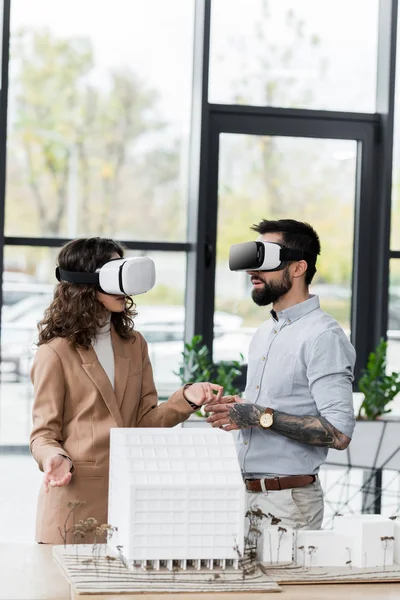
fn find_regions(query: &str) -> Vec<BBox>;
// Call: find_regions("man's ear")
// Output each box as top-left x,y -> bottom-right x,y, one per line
292,260 -> 308,279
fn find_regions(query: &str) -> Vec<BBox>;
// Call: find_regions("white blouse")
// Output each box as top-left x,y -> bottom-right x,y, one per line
92,318 -> 114,389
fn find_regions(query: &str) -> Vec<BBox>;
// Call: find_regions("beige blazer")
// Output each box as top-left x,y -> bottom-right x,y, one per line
30,326 -> 192,544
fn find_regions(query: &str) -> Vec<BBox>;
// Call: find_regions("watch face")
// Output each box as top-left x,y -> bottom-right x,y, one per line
260,412 -> 273,428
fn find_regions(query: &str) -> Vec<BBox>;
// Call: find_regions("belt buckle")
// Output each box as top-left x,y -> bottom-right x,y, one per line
245,479 -> 261,494
245,479 -> 255,493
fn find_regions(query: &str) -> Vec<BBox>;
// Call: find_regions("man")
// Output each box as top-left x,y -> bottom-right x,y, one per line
206,219 -> 356,530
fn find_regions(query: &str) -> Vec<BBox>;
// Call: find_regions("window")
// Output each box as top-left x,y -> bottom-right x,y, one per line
209,0 -> 379,112
214,134 -> 356,360
6,0 -> 194,241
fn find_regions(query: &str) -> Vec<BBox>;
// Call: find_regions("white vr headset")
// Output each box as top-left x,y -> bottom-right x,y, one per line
56,256 -> 156,295
229,241 -> 317,272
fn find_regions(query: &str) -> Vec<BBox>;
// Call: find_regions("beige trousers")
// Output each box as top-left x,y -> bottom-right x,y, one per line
245,476 -> 324,530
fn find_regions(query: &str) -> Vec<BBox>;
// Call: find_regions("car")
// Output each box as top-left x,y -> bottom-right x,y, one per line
0,292 -> 249,392
2,279 -> 54,307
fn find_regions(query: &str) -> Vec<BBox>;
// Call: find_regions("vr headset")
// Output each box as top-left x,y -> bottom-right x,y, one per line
229,241 -> 317,272
55,256 -> 156,296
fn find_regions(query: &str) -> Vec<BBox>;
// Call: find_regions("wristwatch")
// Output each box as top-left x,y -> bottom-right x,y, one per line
259,407 -> 274,429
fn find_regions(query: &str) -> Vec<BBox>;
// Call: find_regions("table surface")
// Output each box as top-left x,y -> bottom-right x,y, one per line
2,544 -> 400,600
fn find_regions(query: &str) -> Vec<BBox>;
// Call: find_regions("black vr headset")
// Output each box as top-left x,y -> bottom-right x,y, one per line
55,256 -> 156,295
229,241 -> 317,272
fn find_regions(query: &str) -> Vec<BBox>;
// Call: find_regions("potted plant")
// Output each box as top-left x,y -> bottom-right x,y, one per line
327,338 -> 400,471
357,338 -> 400,420
174,335 -> 243,425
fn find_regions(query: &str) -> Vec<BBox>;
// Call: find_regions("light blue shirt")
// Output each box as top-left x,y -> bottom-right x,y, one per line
237,295 -> 356,476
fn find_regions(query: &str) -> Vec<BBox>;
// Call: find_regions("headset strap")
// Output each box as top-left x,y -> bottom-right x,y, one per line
280,247 -> 317,266
55,267 -> 100,285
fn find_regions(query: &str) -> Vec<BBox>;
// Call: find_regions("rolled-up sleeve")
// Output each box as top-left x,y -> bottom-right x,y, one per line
307,329 -> 356,438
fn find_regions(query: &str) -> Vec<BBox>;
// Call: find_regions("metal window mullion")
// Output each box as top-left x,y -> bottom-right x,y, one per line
351,131 -> 381,385
209,112 -> 379,140
184,0 -> 213,349
372,0 -> 398,348
209,103 -> 381,125
0,0 -> 11,368
3,237 -> 191,252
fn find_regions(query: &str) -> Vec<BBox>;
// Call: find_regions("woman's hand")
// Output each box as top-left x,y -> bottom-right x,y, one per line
208,394 -> 242,407
43,455 -> 72,493
184,382 -> 223,408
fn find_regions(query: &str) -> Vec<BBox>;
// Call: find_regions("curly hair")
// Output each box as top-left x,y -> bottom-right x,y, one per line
37,238 -> 137,348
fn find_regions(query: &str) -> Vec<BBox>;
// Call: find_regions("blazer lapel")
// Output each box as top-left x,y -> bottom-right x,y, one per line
76,342 -> 125,428
111,326 -> 130,410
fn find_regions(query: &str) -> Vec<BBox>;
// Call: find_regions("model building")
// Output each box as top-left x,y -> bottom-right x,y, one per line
108,427 -> 245,569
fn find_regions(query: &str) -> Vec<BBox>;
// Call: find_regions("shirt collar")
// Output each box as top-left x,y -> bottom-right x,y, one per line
270,294 -> 320,324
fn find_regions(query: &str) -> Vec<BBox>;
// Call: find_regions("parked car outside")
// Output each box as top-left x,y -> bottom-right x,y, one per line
0,289 -> 250,395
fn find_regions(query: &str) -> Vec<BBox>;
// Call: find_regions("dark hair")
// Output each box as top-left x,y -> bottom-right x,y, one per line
37,237 -> 137,348
251,219 -> 321,285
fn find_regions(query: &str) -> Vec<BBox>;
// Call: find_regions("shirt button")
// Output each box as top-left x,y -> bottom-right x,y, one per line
262,356 -> 266,361
273,329 -> 277,334
256,385 -> 260,389
244,441 -> 249,445
287,319 -> 291,324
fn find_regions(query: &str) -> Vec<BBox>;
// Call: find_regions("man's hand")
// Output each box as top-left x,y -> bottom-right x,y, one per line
206,399 -> 261,431
43,455 -> 72,493
206,394 -> 241,408
184,382 -> 223,408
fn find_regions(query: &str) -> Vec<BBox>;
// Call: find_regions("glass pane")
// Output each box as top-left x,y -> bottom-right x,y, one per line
6,0 -> 194,240
125,251 -> 186,398
391,9 -> 400,250
392,181 -> 400,250
0,246 -> 185,445
209,0 -> 378,112
214,134 -> 356,361
387,260 -> 400,416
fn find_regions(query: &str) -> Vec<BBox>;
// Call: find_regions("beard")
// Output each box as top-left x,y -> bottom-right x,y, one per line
251,267 -> 293,306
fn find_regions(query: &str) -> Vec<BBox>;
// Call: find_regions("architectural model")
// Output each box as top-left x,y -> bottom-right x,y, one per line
259,513 -> 396,569
108,427 -> 245,569
53,426 -> 400,594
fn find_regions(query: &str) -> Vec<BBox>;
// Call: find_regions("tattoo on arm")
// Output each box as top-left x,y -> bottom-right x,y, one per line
227,403 -> 350,450
228,403 -> 263,428
272,410 -> 350,450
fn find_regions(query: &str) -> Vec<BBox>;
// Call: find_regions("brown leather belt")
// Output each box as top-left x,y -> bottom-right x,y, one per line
245,475 -> 316,493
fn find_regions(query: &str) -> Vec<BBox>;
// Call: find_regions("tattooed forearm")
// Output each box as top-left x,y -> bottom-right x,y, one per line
271,410 -> 350,450
228,403 -> 264,428
225,403 -> 350,450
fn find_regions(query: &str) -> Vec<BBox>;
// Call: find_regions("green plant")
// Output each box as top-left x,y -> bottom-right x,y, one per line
357,338 -> 400,420
174,335 -> 243,417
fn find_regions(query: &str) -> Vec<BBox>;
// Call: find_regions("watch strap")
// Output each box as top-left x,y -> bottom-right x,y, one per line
183,383 -> 200,410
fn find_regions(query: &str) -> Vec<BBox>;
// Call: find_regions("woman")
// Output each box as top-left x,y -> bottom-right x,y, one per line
30,237 -> 222,544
